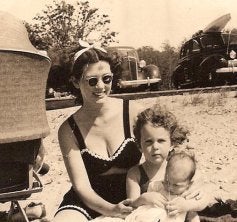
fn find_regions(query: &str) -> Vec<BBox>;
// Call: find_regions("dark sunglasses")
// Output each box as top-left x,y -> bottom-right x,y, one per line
85,74 -> 113,87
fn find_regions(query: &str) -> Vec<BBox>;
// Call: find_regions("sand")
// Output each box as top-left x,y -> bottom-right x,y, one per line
1,91 -> 237,221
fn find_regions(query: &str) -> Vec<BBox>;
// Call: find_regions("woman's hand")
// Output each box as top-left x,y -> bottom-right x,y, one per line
181,182 -> 203,200
167,187 -> 211,215
110,199 -> 133,218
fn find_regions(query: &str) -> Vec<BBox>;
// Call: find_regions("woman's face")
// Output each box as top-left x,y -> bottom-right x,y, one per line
140,123 -> 171,166
75,61 -> 113,104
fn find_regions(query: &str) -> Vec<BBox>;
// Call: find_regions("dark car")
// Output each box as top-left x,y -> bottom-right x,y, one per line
172,14 -> 237,89
106,46 -> 161,93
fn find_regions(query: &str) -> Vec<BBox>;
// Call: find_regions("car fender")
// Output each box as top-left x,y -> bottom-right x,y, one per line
172,63 -> 187,82
199,53 -> 224,70
173,64 -> 183,74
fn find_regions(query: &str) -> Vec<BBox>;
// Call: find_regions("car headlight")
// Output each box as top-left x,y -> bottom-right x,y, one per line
229,50 -> 236,59
143,65 -> 160,78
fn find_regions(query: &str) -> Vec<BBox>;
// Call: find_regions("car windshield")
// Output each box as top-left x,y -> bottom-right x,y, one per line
109,47 -> 139,59
200,34 -> 224,49
118,48 -> 138,58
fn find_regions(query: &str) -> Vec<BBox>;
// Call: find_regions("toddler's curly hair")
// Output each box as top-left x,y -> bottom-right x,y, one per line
133,104 -> 189,147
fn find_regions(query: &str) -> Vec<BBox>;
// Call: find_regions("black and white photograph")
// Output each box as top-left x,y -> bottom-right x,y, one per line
0,0 -> 237,221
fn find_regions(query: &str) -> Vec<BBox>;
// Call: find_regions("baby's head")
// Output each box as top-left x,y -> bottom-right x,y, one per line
164,151 -> 196,195
133,105 -> 189,165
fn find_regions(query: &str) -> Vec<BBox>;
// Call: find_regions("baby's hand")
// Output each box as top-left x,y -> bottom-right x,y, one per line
142,192 -> 168,208
166,196 -> 189,216
130,192 -> 167,209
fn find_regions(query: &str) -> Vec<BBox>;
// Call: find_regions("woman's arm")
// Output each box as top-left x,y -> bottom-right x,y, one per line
181,170 -> 216,203
166,194 -> 211,216
58,121 -> 132,217
166,181 -> 214,216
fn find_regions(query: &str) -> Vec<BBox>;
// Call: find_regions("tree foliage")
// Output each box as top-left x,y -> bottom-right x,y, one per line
25,0 -> 118,93
25,0 -> 118,50
137,42 -> 179,89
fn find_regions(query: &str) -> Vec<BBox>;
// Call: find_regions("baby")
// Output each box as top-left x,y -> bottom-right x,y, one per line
126,151 -> 199,222
93,151 -> 199,222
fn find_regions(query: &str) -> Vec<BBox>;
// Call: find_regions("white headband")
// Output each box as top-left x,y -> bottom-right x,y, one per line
73,39 -> 107,62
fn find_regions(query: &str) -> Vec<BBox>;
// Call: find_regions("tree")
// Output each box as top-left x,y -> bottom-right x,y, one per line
159,41 -> 179,89
25,0 -> 118,50
137,46 -> 159,65
25,0 -> 118,94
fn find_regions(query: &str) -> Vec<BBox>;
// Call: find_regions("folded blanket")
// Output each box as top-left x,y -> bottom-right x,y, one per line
198,199 -> 237,222
199,214 -> 237,222
125,205 -> 168,222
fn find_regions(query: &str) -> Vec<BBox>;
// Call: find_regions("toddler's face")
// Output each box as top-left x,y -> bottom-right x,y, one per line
140,124 -> 171,166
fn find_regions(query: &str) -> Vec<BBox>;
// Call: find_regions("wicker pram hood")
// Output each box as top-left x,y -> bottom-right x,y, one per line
0,11 -> 51,143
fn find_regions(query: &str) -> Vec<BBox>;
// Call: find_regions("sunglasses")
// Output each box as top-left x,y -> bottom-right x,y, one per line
85,74 -> 113,87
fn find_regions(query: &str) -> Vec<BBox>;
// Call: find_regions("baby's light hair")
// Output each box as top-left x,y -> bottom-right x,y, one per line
166,150 -> 196,181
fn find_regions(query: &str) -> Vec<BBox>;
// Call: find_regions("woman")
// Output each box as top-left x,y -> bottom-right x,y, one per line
53,41 -> 143,222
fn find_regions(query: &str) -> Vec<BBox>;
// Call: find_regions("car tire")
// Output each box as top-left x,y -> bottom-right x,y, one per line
172,73 -> 182,89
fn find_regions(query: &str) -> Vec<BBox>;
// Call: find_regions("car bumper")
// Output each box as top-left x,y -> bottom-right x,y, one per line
118,78 -> 161,88
216,67 -> 237,73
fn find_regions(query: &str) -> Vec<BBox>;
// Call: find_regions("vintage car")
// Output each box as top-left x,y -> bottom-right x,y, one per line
172,14 -> 237,89
106,46 -> 161,93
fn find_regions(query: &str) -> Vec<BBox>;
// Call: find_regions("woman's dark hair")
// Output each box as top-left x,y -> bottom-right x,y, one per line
133,104 -> 189,147
72,47 -> 112,80
48,45 -> 120,100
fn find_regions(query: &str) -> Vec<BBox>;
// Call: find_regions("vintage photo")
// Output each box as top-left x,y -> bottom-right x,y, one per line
0,0 -> 237,221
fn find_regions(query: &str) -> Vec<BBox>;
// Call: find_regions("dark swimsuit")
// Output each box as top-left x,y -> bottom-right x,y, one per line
138,165 -> 150,194
55,100 -> 141,220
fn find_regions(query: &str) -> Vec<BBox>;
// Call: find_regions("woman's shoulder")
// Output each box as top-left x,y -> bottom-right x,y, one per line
58,114 -> 76,139
58,114 -> 81,153
59,106 -> 82,130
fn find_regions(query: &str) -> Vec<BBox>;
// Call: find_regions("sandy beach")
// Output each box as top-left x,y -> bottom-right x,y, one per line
1,91 -> 237,221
